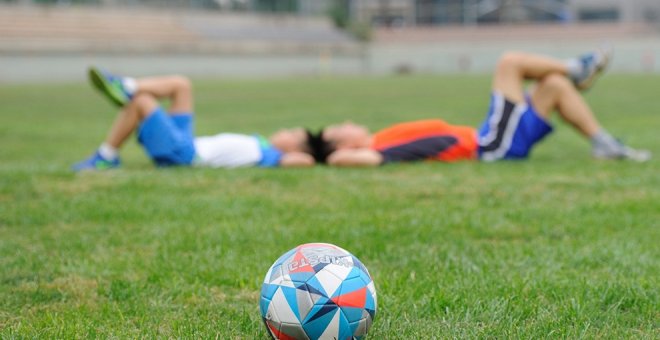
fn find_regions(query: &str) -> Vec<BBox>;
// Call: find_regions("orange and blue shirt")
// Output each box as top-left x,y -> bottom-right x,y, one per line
370,119 -> 478,164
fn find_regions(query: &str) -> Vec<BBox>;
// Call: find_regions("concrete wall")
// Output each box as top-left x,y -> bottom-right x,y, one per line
3,39 -> 659,83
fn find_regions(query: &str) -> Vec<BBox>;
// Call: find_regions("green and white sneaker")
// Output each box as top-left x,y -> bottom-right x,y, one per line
72,151 -> 121,172
88,67 -> 133,107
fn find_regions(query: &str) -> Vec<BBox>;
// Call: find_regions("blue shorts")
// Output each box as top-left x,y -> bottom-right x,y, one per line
478,93 -> 553,161
137,108 -> 196,166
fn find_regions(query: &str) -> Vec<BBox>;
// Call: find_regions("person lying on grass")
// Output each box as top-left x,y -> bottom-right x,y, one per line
306,49 -> 651,166
73,69 -> 317,171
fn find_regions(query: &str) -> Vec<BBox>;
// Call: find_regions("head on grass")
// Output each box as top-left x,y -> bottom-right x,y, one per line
322,121 -> 372,150
269,127 -> 326,166
269,125 -> 369,164
305,129 -> 334,163
269,127 -> 310,154
307,122 -> 372,163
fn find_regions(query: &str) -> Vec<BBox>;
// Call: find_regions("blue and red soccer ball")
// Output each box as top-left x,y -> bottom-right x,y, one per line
260,243 -> 377,339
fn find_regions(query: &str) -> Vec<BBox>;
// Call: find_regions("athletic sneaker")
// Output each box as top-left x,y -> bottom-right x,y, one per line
88,67 -> 132,107
592,144 -> 652,162
72,151 -> 121,172
571,48 -> 612,91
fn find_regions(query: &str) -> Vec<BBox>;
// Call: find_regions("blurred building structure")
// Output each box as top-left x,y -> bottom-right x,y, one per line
0,0 -> 659,82
345,0 -> 660,27
2,0 -> 659,24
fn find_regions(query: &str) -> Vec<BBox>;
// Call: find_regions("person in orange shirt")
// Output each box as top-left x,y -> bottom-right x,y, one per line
308,50 -> 651,166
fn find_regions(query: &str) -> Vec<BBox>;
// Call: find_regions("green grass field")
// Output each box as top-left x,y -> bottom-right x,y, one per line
0,74 -> 658,338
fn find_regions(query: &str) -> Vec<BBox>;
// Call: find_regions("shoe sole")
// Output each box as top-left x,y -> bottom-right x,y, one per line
88,67 -> 127,107
592,150 -> 651,163
576,66 -> 604,90
576,52 -> 611,91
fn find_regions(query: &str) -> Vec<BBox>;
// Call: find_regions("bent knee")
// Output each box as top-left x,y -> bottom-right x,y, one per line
130,93 -> 159,112
496,51 -> 526,71
171,75 -> 192,92
538,73 -> 572,90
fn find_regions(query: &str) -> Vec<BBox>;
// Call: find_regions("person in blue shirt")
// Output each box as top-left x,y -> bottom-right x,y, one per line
73,68 -> 316,171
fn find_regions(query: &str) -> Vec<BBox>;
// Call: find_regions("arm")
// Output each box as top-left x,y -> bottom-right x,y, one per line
327,149 -> 383,167
279,152 -> 316,167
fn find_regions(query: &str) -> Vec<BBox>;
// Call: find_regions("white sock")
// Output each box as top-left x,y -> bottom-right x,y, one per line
591,129 -> 624,154
565,58 -> 582,79
98,143 -> 119,160
122,77 -> 137,97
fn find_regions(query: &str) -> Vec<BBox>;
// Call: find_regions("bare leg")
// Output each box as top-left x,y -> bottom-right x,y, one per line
530,73 -> 601,137
105,93 -> 159,148
492,51 -> 569,103
133,76 -> 193,113
529,73 -> 650,161
487,51 -> 649,161
493,51 -> 601,138
72,93 -> 162,171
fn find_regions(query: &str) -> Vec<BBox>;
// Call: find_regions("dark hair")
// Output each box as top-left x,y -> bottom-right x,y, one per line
305,129 -> 335,163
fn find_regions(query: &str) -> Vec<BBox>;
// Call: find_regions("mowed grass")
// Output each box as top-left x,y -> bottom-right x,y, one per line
0,74 -> 658,338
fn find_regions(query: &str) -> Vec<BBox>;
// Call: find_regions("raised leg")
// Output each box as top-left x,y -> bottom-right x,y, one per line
529,73 -> 600,137
72,93 -> 160,171
134,75 -> 193,113
492,51 -> 569,103
489,51 -> 649,162
88,67 -> 193,113
529,73 -> 650,161
105,93 -> 159,148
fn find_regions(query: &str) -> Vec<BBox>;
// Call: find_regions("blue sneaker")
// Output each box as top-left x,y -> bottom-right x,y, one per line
88,67 -> 132,107
72,152 -> 121,172
572,48 -> 611,90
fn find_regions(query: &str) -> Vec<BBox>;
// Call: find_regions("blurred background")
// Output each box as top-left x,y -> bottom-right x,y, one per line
1,0 -> 660,82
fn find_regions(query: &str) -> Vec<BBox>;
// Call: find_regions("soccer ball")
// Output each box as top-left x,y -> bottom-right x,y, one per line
260,243 -> 377,340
